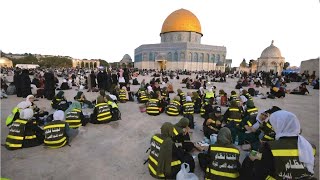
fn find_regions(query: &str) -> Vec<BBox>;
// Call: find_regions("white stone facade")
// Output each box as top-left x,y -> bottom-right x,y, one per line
300,58 -> 319,78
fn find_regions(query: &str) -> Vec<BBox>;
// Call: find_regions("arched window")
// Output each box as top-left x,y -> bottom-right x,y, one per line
174,51 -> 178,61
206,54 -> 210,62
94,62 -> 97,67
149,52 -> 154,61
199,53 -> 204,62
90,62 -> 93,68
189,52 -> 193,62
180,52 -> 185,60
81,61 -> 85,67
85,62 -> 89,68
167,52 -> 172,61
194,53 -> 198,62
217,54 -> 220,62
211,54 -> 215,62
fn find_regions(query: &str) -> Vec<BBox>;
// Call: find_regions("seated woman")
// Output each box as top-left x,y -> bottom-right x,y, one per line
51,91 -> 70,111
106,95 -> 121,121
118,86 -> 128,103
192,91 -> 202,114
74,91 -> 94,108
146,92 -> 161,116
203,106 -> 223,139
26,95 -> 49,125
44,110 -> 73,148
173,118 -> 195,152
90,96 -> 112,124
290,83 -> 310,95
65,101 -> 87,129
148,122 -> 194,179
5,108 -> 44,150
59,79 -> 72,90
241,110 -> 316,179
136,87 -> 149,104
6,101 -> 32,127
199,127 -> 241,179
165,96 -> 181,116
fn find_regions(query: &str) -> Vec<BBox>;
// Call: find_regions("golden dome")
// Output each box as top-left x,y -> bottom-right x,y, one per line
161,9 -> 202,35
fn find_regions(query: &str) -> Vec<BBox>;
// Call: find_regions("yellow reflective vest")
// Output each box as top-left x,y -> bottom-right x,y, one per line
44,120 -> 67,148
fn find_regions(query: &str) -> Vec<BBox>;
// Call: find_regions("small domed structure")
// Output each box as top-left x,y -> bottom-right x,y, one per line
257,40 -> 285,74
0,57 -> 13,67
120,54 -> 132,64
260,40 -> 282,58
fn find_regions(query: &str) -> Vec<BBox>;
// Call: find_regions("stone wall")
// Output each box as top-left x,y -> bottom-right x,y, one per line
161,32 -> 201,44
300,58 -> 319,78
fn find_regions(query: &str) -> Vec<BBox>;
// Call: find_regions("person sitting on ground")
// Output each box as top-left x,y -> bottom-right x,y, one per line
74,91 -> 94,108
44,110 -> 71,148
198,127 -> 241,178
165,96 -> 181,116
177,89 -> 186,105
59,79 -> 72,90
167,82 -> 174,93
182,96 -> 195,129
5,108 -> 44,150
146,92 -> 161,116
6,101 -> 32,127
106,95 -> 121,121
65,101 -> 87,129
172,118 -> 196,152
290,83 -> 310,95
26,95 -> 49,125
203,106 -> 223,139
118,86 -> 129,103
192,91 -> 202,114
136,87 -> 149,104
90,96 -> 112,124
241,110 -> 317,179
132,78 -> 140,85
51,91 -> 70,111
148,122 -> 195,179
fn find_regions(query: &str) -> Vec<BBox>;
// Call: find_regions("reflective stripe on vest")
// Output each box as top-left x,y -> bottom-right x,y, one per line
44,121 -> 67,148
206,168 -> 239,178
95,103 -> 112,122
229,108 -> 240,112
173,128 -> 179,136
210,146 -> 240,154
247,121 -> 253,127
263,134 -> 274,140
265,175 -> 276,180
66,109 -> 82,128
6,119 -> 28,150
227,118 -> 242,122
271,149 -> 316,157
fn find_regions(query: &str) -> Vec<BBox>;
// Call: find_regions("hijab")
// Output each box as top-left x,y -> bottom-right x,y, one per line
186,96 -> 192,102
270,110 -> 314,174
74,91 -> 83,100
56,91 -> 64,98
96,95 -> 106,104
216,127 -> 233,146
246,100 -> 255,108
19,108 -> 34,120
53,110 -> 65,121
65,101 -> 82,116
173,96 -> 180,102
26,95 -> 34,103
157,122 -> 174,175
174,117 -> 189,134
17,101 -> 32,109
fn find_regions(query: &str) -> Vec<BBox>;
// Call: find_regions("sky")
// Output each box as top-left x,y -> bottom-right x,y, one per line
1,0 -> 319,67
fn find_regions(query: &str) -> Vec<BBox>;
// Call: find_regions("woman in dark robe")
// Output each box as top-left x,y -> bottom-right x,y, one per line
20,69 -> 32,98
44,70 -> 55,100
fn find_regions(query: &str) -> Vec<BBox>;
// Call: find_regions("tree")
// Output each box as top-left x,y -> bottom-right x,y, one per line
283,62 -> 290,70
240,58 -> 247,67
99,60 -> 109,68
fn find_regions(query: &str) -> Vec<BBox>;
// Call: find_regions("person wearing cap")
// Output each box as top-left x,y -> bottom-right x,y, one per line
51,91 -> 70,111
74,91 -> 94,108
203,106 -> 223,139
182,96 -> 195,129
172,118 -> 195,152
242,89 -> 253,101
165,96 -> 181,116
65,101 -> 86,129
241,110 -> 316,179
244,100 -> 258,118
192,91 -> 202,113
44,110 -> 70,148
90,96 -> 112,124
5,108 -> 44,150
223,100 -> 243,127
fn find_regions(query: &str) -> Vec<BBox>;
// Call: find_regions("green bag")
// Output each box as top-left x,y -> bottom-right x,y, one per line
6,107 -> 19,126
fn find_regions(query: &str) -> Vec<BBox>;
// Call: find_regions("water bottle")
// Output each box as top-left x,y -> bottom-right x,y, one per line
234,135 -> 239,146
210,134 -> 218,144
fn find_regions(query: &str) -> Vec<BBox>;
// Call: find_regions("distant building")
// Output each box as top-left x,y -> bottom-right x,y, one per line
120,54 -> 133,65
300,58 -> 319,78
134,8 -> 228,71
72,59 -> 100,68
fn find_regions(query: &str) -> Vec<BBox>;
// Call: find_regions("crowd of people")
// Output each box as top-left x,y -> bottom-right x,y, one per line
1,67 -> 318,179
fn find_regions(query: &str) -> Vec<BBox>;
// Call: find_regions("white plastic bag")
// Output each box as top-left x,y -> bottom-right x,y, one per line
176,163 -> 199,180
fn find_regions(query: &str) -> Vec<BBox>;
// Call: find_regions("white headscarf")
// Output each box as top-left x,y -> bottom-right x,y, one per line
186,96 -> 192,102
147,85 -> 153,93
19,108 -> 34,120
270,110 -> 314,174
26,95 -> 34,103
17,101 -> 32,109
53,110 -> 65,121
256,109 -> 267,123
239,95 -> 247,103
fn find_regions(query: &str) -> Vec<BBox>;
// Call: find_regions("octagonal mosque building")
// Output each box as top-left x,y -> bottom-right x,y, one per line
134,9 -> 228,71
